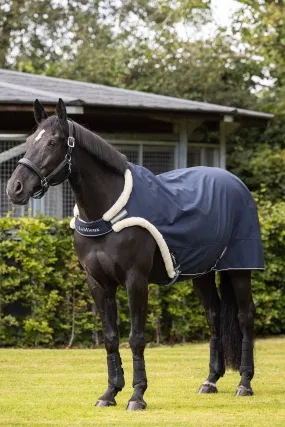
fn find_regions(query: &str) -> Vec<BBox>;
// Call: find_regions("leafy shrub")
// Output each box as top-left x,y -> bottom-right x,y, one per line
251,201 -> 285,334
0,201 -> 285,347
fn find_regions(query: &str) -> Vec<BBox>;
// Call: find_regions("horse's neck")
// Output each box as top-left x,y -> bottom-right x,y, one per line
69,146 -> 124,221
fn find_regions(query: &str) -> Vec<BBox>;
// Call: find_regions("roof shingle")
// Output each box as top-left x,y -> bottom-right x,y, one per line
0,69 -> 273,120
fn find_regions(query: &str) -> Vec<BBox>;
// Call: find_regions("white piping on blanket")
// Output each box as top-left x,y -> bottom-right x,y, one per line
70,168 -> 176,279
112,217 -> 176,279
103,169 -> 133,221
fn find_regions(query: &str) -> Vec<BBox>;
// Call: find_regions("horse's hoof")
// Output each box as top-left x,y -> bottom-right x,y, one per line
235,385 -> 253,397
126,400 -> 147,411
95,399 -> 116,407
198,381 -> 218,394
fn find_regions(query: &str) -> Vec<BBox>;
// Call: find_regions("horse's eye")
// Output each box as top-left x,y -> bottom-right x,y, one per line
49,139 -> 57,146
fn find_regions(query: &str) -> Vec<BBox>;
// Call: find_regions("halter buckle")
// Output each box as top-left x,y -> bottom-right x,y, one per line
68,136 -> 75,148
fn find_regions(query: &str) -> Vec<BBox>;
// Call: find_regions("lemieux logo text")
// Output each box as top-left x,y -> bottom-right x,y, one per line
78,226 -> 100,233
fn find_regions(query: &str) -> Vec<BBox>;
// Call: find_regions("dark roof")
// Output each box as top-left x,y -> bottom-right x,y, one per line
0,69 -> 273,120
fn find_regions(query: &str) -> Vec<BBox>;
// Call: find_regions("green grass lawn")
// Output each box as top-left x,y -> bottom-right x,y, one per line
1,338 -> 285,427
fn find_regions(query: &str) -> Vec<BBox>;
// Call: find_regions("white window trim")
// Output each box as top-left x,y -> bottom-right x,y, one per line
0,133 -> 27,141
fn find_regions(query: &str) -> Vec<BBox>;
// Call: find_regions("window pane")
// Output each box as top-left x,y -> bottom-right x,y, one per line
0,140 -> 31,217
188,147 -> 220,167
62,181 -> 75,218
115,145 -> 139,164
187,147 -> 201,167
205,148 -> 214,166
143,146 -> 175,175
43,185 -> 63,218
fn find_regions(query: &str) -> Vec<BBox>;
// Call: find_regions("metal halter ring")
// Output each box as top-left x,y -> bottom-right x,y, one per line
68,136 -> 75,147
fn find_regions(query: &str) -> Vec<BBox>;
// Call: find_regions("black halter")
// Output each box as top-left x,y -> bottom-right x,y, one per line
18,120 -> 75,199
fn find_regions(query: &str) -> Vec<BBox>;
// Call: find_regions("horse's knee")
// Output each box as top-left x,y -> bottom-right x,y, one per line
129,332 -> 145,356
238,310 -> 254,337
206,309 -> 220,333
104,332 -> 119,353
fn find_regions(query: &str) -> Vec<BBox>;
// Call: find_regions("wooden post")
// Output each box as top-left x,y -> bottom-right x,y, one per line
220,116 -> 240,170
178,120 -> 188,169
176,120 -> 203,168
138,144 -> 143,166
219,122 -> 227,170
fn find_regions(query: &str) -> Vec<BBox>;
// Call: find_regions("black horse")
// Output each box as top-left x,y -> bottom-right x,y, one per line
7,99 -> 263,410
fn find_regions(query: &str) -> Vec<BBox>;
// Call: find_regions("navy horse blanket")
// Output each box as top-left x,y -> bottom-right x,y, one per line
124,163 -> 264,282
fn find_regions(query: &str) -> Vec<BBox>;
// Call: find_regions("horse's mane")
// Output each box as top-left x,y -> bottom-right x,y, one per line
73,121 -> 128,176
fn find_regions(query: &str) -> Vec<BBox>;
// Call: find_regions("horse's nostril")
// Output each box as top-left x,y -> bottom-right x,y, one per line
15,180 -> 23,195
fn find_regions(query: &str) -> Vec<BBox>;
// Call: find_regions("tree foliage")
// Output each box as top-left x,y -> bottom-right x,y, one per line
0,0 -> 71,71
233,0 -> 285,113
226,0 -> 285,200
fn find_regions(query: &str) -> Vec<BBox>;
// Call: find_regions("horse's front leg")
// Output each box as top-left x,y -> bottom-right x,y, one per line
87,275 -> 125,407
126,272 -> 148,410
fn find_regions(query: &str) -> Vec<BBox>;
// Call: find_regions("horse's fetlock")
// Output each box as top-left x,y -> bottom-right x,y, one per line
240,366 -> 254,380
134,379 -> 147,393
109,377 -> 125,390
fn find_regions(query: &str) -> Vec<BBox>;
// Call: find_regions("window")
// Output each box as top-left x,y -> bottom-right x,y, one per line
187,147 -> 201,167
62,181 -> 74,218
188,145 -> 220,168
143,146 -> 175,175
1,137 -> 221,220
43,185 -> 63,218
0,137 -> 31,217
116,145 -> 139,165
116,144 -> 176,175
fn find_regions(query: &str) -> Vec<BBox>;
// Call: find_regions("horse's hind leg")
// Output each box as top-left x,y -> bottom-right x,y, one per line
88,275 -> 125,407
125,273 -> 148,410
229,270 -> 255,396
193,271 -> 225,394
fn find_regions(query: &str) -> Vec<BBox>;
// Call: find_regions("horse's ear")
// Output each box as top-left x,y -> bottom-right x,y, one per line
34,99 -> 48,125
56,98 -> 67,122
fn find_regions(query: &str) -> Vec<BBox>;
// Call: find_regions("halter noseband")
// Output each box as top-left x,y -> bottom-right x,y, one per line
18,120 -> 75,199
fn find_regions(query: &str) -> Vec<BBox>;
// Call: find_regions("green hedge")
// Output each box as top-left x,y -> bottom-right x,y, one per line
1,201 -> 285,347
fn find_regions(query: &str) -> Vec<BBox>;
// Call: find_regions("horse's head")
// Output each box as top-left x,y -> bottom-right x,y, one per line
7,98 -> 73,204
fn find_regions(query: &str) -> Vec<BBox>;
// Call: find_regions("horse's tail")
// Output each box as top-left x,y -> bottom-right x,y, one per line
219,271 -> 242,370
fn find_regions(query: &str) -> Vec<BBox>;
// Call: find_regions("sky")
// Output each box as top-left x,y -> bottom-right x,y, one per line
211,0 -> 241,28
176,0 -> 241,42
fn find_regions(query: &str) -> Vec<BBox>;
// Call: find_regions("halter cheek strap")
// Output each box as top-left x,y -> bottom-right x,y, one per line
18,120 -> 75,199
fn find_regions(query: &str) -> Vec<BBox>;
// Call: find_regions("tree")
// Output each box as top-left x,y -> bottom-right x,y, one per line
226,1 -> 285,200
232,0 -> 285,114
0,0 -> 71,72
0,1 -> 211,80
56,0 -> 213,88
115,35 -> 262,107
